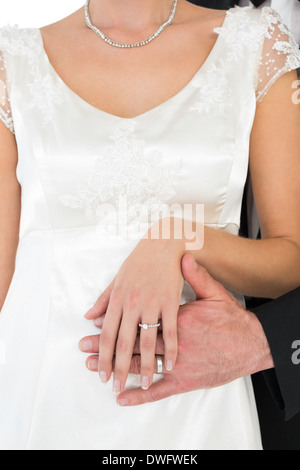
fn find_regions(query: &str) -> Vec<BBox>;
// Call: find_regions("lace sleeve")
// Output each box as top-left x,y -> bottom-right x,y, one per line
256,8 -> 300,103
0,50 -> 14,134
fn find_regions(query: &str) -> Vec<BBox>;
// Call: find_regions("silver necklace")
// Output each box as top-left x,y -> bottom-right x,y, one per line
84,0 -> 178,48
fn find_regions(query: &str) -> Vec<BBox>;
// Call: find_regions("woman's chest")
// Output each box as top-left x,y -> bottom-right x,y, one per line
39,24 -> 219,120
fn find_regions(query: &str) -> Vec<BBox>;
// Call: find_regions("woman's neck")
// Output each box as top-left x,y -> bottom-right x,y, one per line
88,0 -> 181,30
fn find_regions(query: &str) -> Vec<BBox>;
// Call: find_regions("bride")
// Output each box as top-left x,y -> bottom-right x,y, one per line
0,0 -> 299,450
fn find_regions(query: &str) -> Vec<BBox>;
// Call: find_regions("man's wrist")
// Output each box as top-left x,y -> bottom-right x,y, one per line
247,311 -> 275,374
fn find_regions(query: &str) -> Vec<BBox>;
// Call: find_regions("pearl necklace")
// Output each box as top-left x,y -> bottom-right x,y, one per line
84,0 -> 178,48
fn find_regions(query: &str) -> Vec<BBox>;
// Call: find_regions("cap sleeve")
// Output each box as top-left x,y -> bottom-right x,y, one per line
0,50 -> 14,134
256,8 -> 300,103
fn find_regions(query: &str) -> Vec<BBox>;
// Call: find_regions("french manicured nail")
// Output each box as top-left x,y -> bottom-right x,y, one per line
166,360 -> 173,371
113,379 -> 121,395
118,397 -> 129,407
141,376 -> 150,390
88,358 -> 98,371
100,371 -> 108,383
79,339 -> 93,352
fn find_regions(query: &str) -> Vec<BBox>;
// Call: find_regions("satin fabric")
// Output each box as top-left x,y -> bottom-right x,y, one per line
1,6 -> 299,450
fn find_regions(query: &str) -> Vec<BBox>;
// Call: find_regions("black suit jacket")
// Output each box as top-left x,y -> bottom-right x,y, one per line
188,0 -> 300,421
253,290 -> 300,421
189,0 -> 233,8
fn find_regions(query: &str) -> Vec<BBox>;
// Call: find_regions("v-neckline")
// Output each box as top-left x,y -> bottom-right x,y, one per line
37,9 -> 230,122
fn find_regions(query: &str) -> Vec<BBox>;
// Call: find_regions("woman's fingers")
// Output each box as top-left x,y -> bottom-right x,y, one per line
82,295 -> 177,392
113,316 -> 139,394
139,320 -> 160,390
162,310 -> 178,372
98,304 -> 122,385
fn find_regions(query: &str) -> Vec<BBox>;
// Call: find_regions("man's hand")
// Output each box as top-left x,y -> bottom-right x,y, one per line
79,254 -> 274,406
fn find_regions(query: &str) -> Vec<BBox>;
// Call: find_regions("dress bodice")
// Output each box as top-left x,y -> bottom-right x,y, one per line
0,6 -> 299,242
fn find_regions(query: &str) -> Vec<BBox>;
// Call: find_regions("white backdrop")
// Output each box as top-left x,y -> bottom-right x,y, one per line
0,0 -> 84,27
0,0 -> 298,41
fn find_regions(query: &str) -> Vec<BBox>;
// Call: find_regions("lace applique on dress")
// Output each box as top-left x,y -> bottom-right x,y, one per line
0,52 -> 14,133
214,7 -> 300,103
0,26 -> 32,133
26,70 -> 64,127
0,25 -> 41,58
60,121 -> 184,238
256,8 -> 300,102
214,7 -> 266,61
0,25 -> 64,130
190,62 -> 232,114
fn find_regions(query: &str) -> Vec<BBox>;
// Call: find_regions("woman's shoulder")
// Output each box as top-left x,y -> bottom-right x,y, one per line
215,6 -> 299,54
218,5 -> 297,39
213,6 -> 300,103
179,3 -> 228,31
180,5 -> 290,52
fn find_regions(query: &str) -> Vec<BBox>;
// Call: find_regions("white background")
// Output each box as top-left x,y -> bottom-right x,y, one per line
0,0 -> 298,42
0,0 -> 84,27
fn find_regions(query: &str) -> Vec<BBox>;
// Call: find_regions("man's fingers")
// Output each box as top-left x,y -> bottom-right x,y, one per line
86,355 -> 99,371
93,315 -> 105,328
116,376 -> 178,407
79,335 -> 101,353
85,355 -> 145,374
85,354 -> 165,375
128,354 -> 166,375
85,355 -> 142,374
84,279 -> 115,320
79,334 -> 165,355
181,254 -> 230,301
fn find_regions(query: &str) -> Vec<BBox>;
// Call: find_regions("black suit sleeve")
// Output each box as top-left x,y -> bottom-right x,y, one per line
252,288 -> 300,420
188,0 -> 235,9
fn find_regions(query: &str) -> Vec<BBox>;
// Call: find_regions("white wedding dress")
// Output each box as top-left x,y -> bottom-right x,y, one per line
0,6 -> 299,450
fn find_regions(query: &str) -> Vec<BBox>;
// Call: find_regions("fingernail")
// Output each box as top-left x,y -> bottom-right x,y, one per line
94,317 -> 104,328
166,360 -> 173,371
79,339 -> 93,352
88,358 -> 98,371
113,379 -> 121,395
193,260 -> 198,270
118,397 -> 129,407
141,376 -> 150,390
100,371 -> 108,383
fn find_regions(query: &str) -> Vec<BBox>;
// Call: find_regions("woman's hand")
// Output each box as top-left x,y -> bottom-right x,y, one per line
85,218 -> 186,394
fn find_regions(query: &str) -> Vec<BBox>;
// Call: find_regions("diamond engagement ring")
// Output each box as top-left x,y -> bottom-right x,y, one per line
139,323 -> 161,330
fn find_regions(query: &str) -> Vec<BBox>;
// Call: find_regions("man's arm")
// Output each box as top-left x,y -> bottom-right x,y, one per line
253,288 -> 300,421
188,0 -> 235,10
